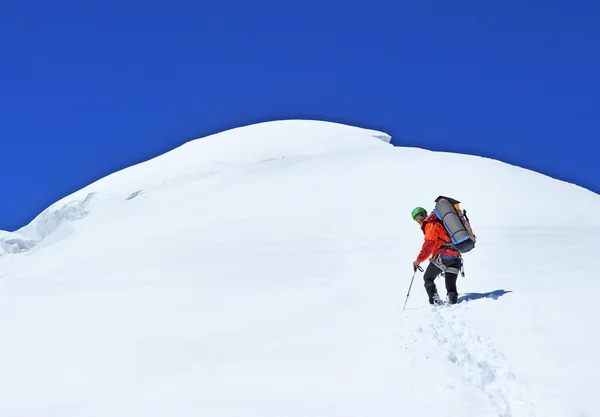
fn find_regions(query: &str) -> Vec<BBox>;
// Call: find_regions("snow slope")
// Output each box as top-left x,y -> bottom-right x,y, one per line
0,120 -> 599,417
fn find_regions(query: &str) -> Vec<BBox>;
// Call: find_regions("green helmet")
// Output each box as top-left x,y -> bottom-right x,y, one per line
411,207 -> 427,220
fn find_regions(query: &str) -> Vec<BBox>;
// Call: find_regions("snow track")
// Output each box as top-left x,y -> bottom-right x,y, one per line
426,303 -> 537,417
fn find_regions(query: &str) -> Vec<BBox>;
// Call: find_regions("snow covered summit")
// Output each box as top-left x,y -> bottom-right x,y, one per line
0,120 -> 391,255
0,120 -> 598,417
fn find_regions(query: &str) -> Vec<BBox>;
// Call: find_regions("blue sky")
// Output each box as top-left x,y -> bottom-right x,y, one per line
1,0 -> 598,231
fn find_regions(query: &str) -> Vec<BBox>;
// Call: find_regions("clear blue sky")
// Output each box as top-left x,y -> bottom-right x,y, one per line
1,0 -> 599,231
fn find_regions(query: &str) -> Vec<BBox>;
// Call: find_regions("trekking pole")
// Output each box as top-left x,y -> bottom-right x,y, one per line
402,265 -> 424,312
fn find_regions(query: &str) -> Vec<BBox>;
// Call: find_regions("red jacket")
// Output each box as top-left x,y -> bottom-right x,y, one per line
416,213 -> 461,263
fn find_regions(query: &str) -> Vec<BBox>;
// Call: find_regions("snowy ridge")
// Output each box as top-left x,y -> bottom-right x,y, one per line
0,120 -> 598,417
0,120 -> 391,255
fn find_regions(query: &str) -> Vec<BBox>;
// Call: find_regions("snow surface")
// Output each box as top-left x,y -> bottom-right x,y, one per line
0,119 -> 599,417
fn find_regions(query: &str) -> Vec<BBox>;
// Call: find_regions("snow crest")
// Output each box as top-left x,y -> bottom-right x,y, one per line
1,193 -> 95,254
0,120 -> 391,256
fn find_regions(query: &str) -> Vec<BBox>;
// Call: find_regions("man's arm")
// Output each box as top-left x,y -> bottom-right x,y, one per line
415,223 -> 436,263
416,239 -> 436,263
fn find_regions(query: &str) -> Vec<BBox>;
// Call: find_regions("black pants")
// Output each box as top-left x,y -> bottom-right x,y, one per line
423,256 -> 461,304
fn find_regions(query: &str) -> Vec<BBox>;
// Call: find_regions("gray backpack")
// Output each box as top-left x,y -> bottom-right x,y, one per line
433,196 -> 477,253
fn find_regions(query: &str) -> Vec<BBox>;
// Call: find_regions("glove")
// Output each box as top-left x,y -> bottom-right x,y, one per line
413,260 -> 423,272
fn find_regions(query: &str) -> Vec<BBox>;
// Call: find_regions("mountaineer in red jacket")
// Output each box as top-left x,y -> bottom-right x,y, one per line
411,207 -> 462,305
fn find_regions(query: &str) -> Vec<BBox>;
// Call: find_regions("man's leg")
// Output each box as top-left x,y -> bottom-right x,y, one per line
423,262 -> 442,304
443,258 -> 462,304
444,273 -> 458,304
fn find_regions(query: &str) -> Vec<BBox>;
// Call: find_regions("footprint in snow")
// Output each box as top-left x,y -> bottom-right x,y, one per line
412,303 -> 538,417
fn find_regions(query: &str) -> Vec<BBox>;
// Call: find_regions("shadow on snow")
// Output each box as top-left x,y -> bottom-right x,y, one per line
402,289 -> 513,311
458,289 -> 513,303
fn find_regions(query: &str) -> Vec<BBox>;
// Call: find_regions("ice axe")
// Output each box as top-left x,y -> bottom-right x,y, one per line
402,265 -> 424,312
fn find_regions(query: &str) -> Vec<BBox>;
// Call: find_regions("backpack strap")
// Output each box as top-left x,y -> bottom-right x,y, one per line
440,240 -> 458,251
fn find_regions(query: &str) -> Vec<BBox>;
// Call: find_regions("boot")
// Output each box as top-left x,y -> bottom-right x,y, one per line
448,292 -> 458,305
430,293 -> 443,306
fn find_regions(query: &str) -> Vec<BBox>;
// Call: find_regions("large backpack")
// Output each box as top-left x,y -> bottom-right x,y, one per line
433,196 -> 476,253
